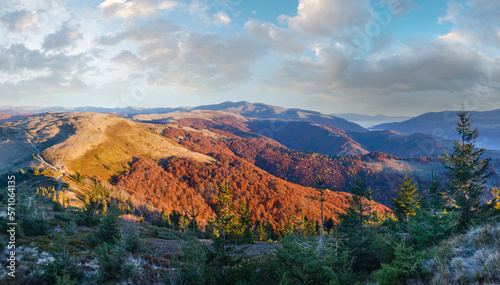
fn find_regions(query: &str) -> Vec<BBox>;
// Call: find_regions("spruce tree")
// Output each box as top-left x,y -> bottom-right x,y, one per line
96,242 -> 133,283
336,180 -> 378,271
97,205 -> 122,245
306,175 -> 327,253
427,170 -> 448,212
205,181 -> 244,284
337,179 -> 372,241
392,173 -> 420,222
237,199 -> 254,244
256,220 -> 268,242
441,109 -> 491,230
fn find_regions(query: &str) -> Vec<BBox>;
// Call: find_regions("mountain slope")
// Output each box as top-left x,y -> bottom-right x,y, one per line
0,112 -> 213,177
0,112 -> 390,228
141,110 -> 462,158
333,113 -> 411,128
192,101 -> 367,132
1,101 -> 367,132
373,109 -> 500,150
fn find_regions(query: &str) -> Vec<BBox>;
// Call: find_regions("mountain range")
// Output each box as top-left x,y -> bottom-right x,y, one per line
373,109 -> 500,150
1,101 -> 499,215
332,113 -> 411,128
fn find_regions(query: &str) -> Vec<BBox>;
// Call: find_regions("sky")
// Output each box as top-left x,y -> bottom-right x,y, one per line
0,0 -> 499,116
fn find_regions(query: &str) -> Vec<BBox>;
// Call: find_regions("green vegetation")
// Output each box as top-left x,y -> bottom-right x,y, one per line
442,109 -> 492,230
392,172 -> 420,221
0,110 -> 499,284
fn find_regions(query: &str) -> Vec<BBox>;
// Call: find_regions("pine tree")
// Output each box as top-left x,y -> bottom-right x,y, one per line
306,175 -> 327,253
337,179 -> 373,240
427,170 -> 448,212
325,217 -> 335,234
97,205 -> 122,245
256,220 -> 268,242
237,199 -> 254,243
336,179 -> 378,271
441,109 -> 491,230
205,181 -> 244,284
96,242 -> 133,283
213,180 -> 237,240
392,173 -> 420,222
160,210 -> 171,227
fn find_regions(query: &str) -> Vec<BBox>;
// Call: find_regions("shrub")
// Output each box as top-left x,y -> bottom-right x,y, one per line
408,209 -> 459,250
96,206 -> 122,245
42,251 -> 84,285
273,235 -> 358,285
20,217 -> 47,236
374,242 -> 423,285
96,242 -> 134,283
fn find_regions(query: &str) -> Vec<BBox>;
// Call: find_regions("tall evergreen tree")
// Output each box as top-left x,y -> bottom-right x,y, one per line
306,175 -> 327,253
427,170 -> 448,212
441,109 -> 491,230
237,199 -> 254,244
336,179 -> 378,271
97,205 -> 122,245
205,181 -> 245,284
337,179 -> 373,241
392,173 -> 420,222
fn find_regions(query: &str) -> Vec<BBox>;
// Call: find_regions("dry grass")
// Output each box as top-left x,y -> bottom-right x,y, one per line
423,222 -> 500,284
1,112 -> 214,179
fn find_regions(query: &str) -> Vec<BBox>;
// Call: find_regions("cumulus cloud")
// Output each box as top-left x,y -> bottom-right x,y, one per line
244,19 -> 305,54
95,18 -> 179,46
42,22 -> 83,50
1,10 -> 37,31
148,32 -> 265,91
100,17 -> 266,91
99,0 -> 177,19
0,43 -> 97,99
451,0 -> 500,49
111,50 -> 143,68
213,11 -> 230,27
438,1 -> 463,25
284,0 -> 372,38
265,35 -> 490,100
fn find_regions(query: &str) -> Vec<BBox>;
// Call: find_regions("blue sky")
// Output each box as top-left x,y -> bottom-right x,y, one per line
0,0 -> 499,116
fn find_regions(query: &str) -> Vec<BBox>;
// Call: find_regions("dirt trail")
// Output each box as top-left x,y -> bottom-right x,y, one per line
23,129 -> 66,192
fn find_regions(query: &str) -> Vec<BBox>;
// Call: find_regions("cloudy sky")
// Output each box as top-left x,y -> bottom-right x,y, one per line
0,0 -> 499,116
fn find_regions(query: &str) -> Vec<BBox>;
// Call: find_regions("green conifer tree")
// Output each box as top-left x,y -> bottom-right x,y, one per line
392,173 -> 420,222
441,109 -> 491,230
97,205 -> 122,245
426,170 -> 448,212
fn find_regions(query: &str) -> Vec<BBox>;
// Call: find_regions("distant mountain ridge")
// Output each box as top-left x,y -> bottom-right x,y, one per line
373,109 -> 500,150
0,101 -> 367,132
333,113 -> 411,128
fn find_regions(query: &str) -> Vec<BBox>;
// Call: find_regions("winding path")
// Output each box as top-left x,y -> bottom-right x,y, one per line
23,129 -> 66,192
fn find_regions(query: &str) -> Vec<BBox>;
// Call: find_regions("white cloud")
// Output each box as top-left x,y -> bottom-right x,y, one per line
284,0 -> 372,38
438,1 -> 463,25
42,22 -> 83,50
213,11 -> 230,27
244,19 -> 305,54
99,0 -> 177,19
99,17 -> 266,92
264,35 -> 491,105
434,0 -> 500,51
95,18 -> 180,46
1,10 -> 36,31
112,50 -> 143,68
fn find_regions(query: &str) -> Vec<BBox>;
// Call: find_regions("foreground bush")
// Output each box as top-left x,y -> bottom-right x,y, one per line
374,242 -> 423,285
423,223 -> 500,284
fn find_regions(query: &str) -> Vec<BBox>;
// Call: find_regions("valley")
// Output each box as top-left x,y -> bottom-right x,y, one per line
0,102 -> 499,284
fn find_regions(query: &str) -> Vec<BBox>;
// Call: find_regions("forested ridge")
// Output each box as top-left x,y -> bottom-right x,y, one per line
0,110 -> 499,285
163,125 -> 437,206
